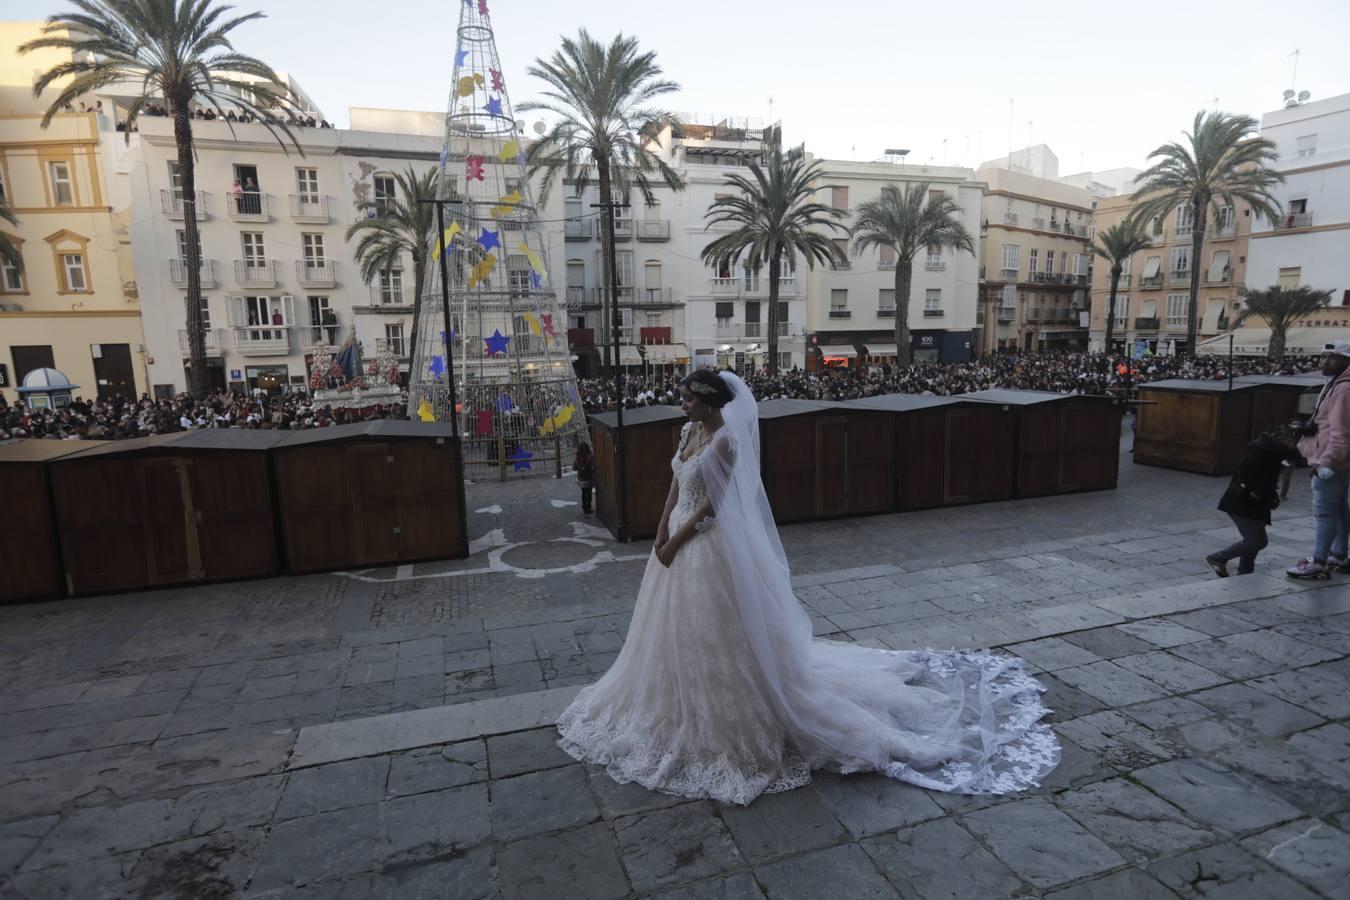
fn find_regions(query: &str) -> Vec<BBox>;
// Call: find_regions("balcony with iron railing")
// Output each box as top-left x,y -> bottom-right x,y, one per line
1276,212 -> 1314,230
367,284 -> 414,308
1211,221 -> 1236,238
301,323 -> 343,347
169,257 -> 218,288
1026,311 -> 1040,323
1139,274 -> 1164,288
997,307 -> 1016,322
925,259 -> 946,271
1204,266 -> 1233,285
161,189 -> 207,220
923,308 -> 944,317
226,191 -> 270,222
828,308 -> 851,318
1003,213 -> 1019,225
375,337 -> 407,358
295,260 -> 337,288
831,258 -> 852,270
710,276 -> 740,293
565,285 -> 597,310
777,321 -> 799,337
1032,217 -> 1046,230
564,219 -> 592,240
178,328 -> 223,355
636,219 -> 671,241
1175,223 -> 1194,240
743,323 -> 763,338
289,193 -> 330,223
635,287 -> 675,305
877,307 -> 896,318
1135,317 -> 1160,330
611,218 -> 633,241
234,259 -> 278,287
232,325 -> 291,355
1000,267 -> 1019,280
879,258 -> 896,270
1169,269 -> 1192,285
1112,274 -> 1132,288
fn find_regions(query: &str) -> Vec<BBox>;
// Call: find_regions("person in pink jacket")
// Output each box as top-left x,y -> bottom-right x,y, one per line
1287,341 -> 1350,579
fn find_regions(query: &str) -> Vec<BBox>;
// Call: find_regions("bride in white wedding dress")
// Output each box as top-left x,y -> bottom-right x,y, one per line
557,369 -> 1059,805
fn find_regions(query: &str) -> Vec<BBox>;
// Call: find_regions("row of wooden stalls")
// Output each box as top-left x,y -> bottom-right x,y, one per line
0,422 -> 467,603
1134,374 -> 1324,474
590,390 -> 1123,540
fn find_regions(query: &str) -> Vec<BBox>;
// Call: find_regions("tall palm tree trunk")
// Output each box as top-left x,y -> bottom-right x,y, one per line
766,247 -> 781,375
596,159 -> 616,375
174,105 -> 209,398
1186,196 -> 1207,353
409,252 -> 426,377
1269,326 -> 1287,360
894,258 -> 914,367
1105,269 -> 1121,352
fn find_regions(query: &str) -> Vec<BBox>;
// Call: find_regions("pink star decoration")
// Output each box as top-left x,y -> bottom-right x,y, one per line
466,156 -> 485,181
490,68 -> 504,93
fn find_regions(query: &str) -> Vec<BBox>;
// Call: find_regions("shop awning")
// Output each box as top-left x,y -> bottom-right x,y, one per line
861,343 -> 898,357
619,345 -> 643,366
644,343 -> 689,363
1197,325 -> 1350,357
820,346 -> 857,358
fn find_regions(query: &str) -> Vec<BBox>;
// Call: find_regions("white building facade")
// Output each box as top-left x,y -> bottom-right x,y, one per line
128,113 -> 449,395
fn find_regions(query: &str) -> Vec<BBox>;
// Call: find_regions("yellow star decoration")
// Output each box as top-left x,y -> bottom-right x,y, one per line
538,404 -> 576,435
467,252 -> 497,288
498,140 -> 520,162
456,73 -> 485,97
417,398 -> 436,422
521,244 -> 547,279
522,311 -> 543,336
491,190 -> 522,219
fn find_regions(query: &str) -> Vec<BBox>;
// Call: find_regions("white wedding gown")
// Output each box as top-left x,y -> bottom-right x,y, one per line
557,417 -> 1059,805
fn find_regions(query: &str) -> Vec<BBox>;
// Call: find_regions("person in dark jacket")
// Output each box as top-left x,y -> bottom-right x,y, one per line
573,442 -> 596,514
1207,427 -> 1301,576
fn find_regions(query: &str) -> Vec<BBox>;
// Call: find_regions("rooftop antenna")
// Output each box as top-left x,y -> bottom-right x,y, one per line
941,137 -> 949,165
1289,48 -> 1301,92
768,95 -> 773,125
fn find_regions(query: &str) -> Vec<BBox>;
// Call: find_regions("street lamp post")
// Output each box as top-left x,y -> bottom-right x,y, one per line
593,197 -> 631,541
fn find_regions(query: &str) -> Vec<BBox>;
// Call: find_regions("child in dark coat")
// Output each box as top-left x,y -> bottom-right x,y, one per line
573,442 -> 596,515
1207,428 -> 1301,576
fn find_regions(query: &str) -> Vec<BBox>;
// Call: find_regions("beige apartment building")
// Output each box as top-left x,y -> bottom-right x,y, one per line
0,22 -> 148,405
1088,191 -> 1252,354
975,165 -> 1094,354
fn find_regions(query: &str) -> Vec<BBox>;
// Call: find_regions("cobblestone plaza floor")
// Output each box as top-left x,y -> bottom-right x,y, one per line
2,432 -> 1350,898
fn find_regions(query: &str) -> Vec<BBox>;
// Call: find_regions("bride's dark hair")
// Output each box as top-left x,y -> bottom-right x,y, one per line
680,368 -> 734,409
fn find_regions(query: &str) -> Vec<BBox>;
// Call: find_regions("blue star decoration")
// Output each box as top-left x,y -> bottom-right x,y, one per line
477,228 -> 500,253
429,355 -> 445,377
439,146 -> 448,168
455,48 -> 468,68
529,271 -> 543,289
484,96 -> 503,117
440,328 -> 456,344
484,329 -> 510,355
508,445 -> 534,472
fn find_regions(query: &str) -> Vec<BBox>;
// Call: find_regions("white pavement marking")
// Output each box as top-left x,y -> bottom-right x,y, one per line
551,499 -> 578,508
474,504 -> 502,514
332,524 -> 646,583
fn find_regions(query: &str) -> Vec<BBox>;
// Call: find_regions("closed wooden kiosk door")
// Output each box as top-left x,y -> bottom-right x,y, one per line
815,417 -> 848,517
349,444 -> 400,564
136,457 -> 200,583
190,454 -> 276,580
945,410 -> 973,504
391,440 -> 460,560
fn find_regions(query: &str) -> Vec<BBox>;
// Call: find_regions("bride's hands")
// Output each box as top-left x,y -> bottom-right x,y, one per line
656,535 -> 681,567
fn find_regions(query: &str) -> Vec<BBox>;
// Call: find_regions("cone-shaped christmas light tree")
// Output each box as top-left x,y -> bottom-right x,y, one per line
408,0 -> 586,459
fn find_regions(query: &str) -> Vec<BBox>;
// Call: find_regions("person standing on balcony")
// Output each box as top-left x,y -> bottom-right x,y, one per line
1287,342 -> 1350,579
243,176 -> 260,214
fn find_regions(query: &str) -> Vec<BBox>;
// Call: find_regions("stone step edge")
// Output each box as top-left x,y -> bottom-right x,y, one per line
287,573 -> 1338,770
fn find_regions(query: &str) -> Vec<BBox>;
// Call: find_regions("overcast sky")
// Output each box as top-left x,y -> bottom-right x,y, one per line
11,0 -> 1350,174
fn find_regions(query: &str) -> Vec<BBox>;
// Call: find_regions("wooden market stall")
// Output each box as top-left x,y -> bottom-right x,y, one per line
1133,379 -> 1258,475
272,421 -> 466,572
960,390 -> 1122,497
48,431 -> 284,595
1234,374 -> 1324,440
0,440 -> 108,602
590,406 -> 687,541
843,394 -> 1014,510
756,399 -> 896,524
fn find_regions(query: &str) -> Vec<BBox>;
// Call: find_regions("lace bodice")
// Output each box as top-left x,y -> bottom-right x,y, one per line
670,422 -> 712,533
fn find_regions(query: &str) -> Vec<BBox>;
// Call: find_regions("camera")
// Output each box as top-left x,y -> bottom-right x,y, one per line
1289,417 -> 1318,438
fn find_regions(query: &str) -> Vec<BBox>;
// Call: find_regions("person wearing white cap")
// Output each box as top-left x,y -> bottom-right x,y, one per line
1287,341 -> 1350,579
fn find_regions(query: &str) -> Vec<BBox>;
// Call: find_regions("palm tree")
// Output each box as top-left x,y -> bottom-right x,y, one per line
346,165 -> 439,375
850,182 -> 975,367
0,196 -> 21,275
1092,219 -> 1153,353
20,0 -> 298,398
702,147 -> 844,374
1233,285 -> 1333,359
522,30 -> 684,375
1130,110 -> 1283,353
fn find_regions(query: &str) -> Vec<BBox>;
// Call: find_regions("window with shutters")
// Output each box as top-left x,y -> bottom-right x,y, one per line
1296,134 -> 1317,158
714,301 -> 734,325
1028,249 -> 1038,274
1279,266 -> 1301,289
1000,244 -> 1020,272
830,289 -> 848,310
62,253 -> 87,292
831,186 -> 849,211
924,289 -> 941,312
878,289 -> 895,312
48,162 -> 74,206
1166,294 -> 1187,326
1113,295 -> 1130,327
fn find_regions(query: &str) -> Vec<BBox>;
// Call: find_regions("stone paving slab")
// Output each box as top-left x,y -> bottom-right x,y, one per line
3,436 -> 1350,898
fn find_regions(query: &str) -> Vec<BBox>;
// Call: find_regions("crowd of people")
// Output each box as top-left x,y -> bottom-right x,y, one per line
108,102 -> 334,133
577,352 -> 1320,413
0,390 -> 405,442
2,353 -> 1322,442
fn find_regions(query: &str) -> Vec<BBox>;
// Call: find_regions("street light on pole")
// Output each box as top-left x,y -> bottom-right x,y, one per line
593,197 -> 631,542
